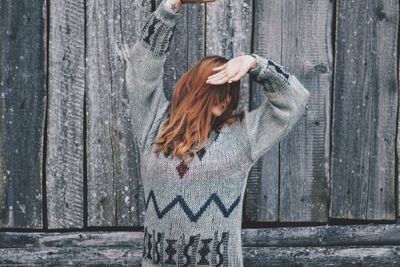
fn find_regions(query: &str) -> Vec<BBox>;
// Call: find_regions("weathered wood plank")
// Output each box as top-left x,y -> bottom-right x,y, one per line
242,224 -> 400,246
86,0 -> 151,227
185,3 -> 207,83
245,0 -> 282,223
0,0 -> 47,228
331,0 -> 398,220
154,0 -> 206,102
3,224 -> 400,248
86,0 -> 116,227
398,1 -> 400,220
0,231 -> 144,266
1,247 -> 142,266
46,0 -> 85,229
279,0 -> 331,222
3,224 -> 400,266
242,246 -> 400,267
2,245 -> 400,266
116,0 -> 148,227
246,0 -> 330,223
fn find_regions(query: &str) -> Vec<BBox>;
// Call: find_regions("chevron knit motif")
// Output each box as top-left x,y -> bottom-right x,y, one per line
145,190 -> 241,222
124,1 -> 310,266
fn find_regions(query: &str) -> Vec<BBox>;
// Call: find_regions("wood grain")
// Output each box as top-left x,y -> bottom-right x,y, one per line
3,225 -> 400,266
245,0 -> 331,224
0,0 -> 47,228
46,0 -> 85,229
279,0 -> 331,223
331,0 -> 399,220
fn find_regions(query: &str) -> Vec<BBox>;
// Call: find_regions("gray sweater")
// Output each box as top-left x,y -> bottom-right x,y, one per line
124,1 -> 310,266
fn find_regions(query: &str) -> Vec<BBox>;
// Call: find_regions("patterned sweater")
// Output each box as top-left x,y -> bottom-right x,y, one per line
123,1 -> 310,266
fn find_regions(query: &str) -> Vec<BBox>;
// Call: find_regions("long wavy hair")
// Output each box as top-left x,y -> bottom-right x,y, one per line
152,55 -> 244,163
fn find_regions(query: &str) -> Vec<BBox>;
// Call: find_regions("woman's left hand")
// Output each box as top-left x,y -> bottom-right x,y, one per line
206,55 -> 256,85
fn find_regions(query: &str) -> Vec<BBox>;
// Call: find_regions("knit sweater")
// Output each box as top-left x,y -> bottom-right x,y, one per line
124,1 -> 310,266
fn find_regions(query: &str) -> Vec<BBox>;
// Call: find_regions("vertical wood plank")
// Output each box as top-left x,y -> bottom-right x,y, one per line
246,0 -> 331,223
279,0 -> 331,222
86,0 -> 115,227
398,2 -> 400,221
116,0 -> 150,226
332,0 -> 398,220
155,0 -> 206,102
86,0 -> 151,227
244,0 -> 282,222
0,0 -> 47,228
186,4 -> 207,78
46,0 -> 85,228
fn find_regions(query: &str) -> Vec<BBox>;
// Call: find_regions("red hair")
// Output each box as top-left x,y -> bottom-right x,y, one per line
153,55 -> 244,162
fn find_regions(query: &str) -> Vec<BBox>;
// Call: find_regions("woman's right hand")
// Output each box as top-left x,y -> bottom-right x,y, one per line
206,55 -> 257,85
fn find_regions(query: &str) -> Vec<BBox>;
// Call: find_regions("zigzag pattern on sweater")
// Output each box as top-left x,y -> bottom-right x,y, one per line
145,190 -> 241,222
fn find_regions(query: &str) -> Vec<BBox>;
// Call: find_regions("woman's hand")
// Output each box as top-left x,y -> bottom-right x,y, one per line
206,55 -> 257,85
164,0 -> 183,13
164,0 -> 215,14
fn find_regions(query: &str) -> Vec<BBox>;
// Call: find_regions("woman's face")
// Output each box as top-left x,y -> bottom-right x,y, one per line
211,95 -> 232,117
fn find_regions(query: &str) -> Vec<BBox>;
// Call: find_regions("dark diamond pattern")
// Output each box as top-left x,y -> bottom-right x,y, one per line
176,160 -> 189,178
195,130 -> 220,161
162,130 -> 221,178
196,148 -> 206,160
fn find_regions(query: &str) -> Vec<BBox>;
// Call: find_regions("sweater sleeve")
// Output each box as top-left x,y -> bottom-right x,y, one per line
124,1 -> 180,151
244,53 -> 310,163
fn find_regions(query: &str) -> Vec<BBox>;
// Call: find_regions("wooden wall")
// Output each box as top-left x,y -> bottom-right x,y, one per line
0,0 -> 400,265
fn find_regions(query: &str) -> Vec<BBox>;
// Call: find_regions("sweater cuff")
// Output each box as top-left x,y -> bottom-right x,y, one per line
247,53 -> 263,77
248,53 -> 292,92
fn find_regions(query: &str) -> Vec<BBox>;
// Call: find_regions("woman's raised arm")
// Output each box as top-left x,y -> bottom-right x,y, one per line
244,54 -> 310,163
205,54 -> 310,163
124,0 -> 181,151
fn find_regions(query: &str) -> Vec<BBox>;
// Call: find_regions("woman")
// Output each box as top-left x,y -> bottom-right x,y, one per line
123,0 -> 310,266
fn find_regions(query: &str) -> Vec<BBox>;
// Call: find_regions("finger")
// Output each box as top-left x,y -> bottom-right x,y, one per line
207,70 -> 226,80
227,71 -> 245,83
209,70 -> 238,84
207,76 -> 229,85
208,69 -> 225,78
206,74 -> 227,84
209,68 -> 226,77
212,63 -> 227,71
209,78 -> 228,84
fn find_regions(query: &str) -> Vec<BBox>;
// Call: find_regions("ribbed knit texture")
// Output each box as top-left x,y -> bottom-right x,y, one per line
123,1 -> 310,266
